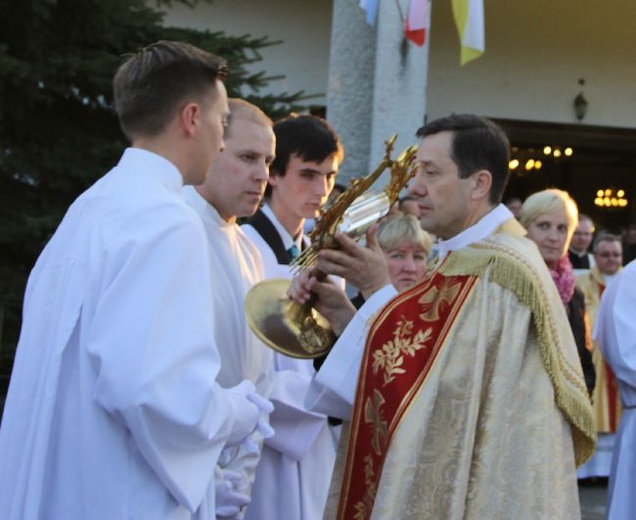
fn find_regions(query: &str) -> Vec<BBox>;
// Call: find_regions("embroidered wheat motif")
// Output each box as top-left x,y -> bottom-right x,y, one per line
372,316 -> 432,385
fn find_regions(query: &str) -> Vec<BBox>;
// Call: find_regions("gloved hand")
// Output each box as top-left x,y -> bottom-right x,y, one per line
247,391 -> 275,436
215,466 -> 251,519
218,430 -> 265,520
226,380 -> 275,446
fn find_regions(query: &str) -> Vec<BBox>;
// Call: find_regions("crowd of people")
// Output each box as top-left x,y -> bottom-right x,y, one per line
505,192 -> 634,520
0,40 -> 633,520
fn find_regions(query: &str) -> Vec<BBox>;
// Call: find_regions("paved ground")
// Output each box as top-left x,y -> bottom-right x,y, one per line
579,481 -> 608,520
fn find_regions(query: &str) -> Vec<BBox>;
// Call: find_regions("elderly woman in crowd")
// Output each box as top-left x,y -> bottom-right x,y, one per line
350,214 -> 432,308
519,189 -> 596,395
378,214 -> 432,290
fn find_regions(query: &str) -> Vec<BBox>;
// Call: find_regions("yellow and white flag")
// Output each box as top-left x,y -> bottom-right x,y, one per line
452,0 -> 485,65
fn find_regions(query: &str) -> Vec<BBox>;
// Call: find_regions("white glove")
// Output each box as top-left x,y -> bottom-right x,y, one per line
218,430 -> 265,520
247,391 -> 275,439
215,466 -> 251,519
226,380 -> 275,446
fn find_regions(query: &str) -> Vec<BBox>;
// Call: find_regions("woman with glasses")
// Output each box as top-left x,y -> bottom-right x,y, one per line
575,234 -> 624,482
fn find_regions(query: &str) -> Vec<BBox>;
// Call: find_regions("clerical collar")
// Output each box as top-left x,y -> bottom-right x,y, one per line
569,248 -> 588,258
261,204 -> 304,250
437,204 -> 514,262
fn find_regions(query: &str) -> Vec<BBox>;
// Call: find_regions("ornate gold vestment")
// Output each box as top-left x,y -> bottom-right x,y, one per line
331,221 -> 596,520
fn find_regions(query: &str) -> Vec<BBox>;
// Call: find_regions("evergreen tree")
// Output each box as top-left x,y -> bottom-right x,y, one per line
0,0 -> 305,373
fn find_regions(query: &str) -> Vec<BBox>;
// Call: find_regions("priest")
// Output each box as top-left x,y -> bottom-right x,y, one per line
293,114 -> 596,519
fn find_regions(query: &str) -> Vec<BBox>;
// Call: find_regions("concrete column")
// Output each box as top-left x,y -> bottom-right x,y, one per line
328,0 -> 431,185
326,0 -> 377,183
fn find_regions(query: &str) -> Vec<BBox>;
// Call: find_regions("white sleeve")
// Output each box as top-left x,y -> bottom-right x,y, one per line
305,284 -> 398,419
87,206 -> 234,512
242,224 -> 340,458
598,264 -> 636,396
265,362 -> 329,460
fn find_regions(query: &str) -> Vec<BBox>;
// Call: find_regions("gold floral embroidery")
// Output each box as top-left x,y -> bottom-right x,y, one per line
364,389 -> 388,455
353,454 -> 378,519
342,272 -> 481,520
417,276 -> 464,322
372,316 -> 432,385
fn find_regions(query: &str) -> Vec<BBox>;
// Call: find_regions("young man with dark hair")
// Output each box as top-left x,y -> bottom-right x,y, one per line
293,114 -> 595,519
243,114 -> 343,269
0,41 -> 270,520
241,114 -> 344,520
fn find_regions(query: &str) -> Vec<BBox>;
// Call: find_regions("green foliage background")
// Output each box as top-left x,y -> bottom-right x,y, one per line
0,0 -> 306,376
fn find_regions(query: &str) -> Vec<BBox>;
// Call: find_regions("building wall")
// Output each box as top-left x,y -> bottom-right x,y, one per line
162,1 -> 636,225
327,0 -> 430,179
161,0 -> 333,105
427,0 -> 636,128
164,1 -> 636,130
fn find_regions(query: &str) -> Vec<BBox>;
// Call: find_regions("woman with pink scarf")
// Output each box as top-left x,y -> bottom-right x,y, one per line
520,189 -> 596,395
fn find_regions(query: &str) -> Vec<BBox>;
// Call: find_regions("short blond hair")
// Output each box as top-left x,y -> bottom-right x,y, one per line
377,214 -> 433,255
519,189 -> 579,240
225,98 -> 273,138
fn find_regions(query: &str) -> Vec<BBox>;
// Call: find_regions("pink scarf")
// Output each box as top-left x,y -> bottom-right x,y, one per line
549,255 -> 576,307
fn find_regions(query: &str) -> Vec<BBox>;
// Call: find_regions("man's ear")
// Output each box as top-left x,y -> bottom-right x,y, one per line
470,170 -> 492,201
267,170 -> 281,187
180,102 -> 200,138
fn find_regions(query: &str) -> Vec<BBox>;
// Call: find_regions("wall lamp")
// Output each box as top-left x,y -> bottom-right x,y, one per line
573,79 -> 588,121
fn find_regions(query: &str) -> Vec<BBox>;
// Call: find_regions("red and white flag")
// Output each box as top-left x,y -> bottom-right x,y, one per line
404,0 -> 430,46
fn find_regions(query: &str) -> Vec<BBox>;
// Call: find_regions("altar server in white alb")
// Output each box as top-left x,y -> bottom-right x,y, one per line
242,114 -> 344,520
182,98 -> 277,518
595,259 -> 636,520
0,41 -> 272,520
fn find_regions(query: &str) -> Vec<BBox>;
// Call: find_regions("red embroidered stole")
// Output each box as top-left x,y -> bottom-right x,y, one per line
336,270 -> 477,520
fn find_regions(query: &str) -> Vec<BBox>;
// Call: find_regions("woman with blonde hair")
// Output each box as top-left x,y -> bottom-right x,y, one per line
520,189 -> 596,394
377,214 -> 432,291
349,215 -> 432,308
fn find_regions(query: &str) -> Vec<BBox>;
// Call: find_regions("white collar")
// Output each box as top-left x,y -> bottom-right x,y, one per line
261,204 -> 304,249
437,204 -> 515,262
182,185 -> 231,229
569,248 -> 590,258
118,147 -> 183,192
